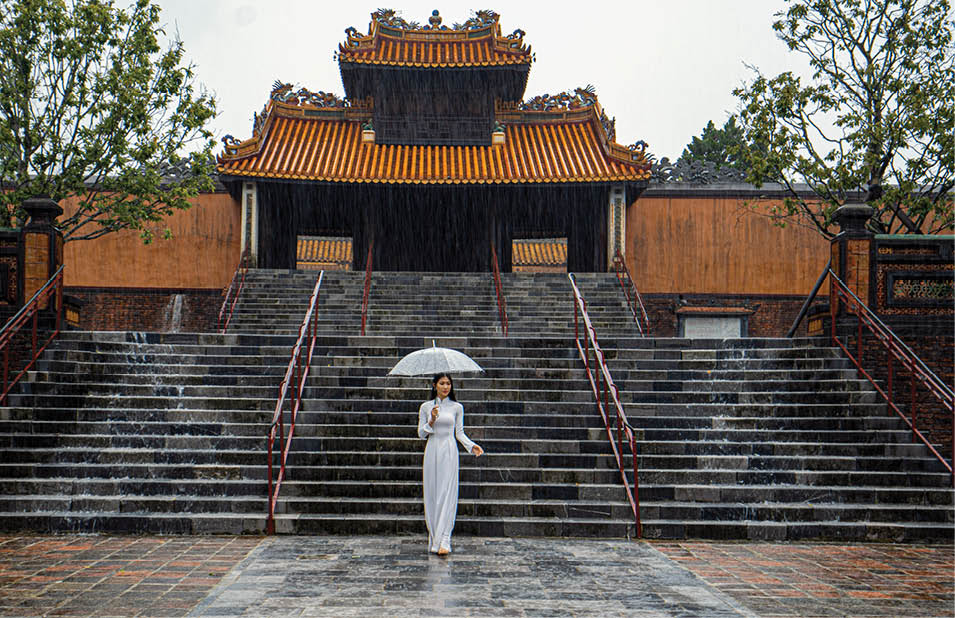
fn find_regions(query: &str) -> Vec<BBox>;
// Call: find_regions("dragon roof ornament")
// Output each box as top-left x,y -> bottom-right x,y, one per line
338,9 -> 530,64
269,81 -> 350,108
239,81 -> 354,141
341,9 -> 526,46
518,85 -> 597,111
452,9 -> 499,30
361,8 -> 501,31
370,8 -> 421,30
516,85 -> 616,141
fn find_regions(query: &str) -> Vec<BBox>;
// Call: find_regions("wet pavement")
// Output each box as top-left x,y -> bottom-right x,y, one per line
0,535 -> 951,617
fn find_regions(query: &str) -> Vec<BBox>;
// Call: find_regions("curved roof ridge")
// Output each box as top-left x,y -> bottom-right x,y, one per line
337,9 -> 532,68
496,86 -> 653,169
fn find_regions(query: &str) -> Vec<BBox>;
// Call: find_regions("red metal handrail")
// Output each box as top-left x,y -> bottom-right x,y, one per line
360,240 -> 374,336
829,270 -> 954,484
266,271 -> 325,534
490,241 -> 509,337
0,266 -> 65,405
611,250 -> 650,336
218,248 -> 251,333
568,273 -> 641,536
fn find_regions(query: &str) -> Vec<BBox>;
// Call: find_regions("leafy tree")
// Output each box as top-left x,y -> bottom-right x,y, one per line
0,0 -> 217,242
678,116 -> 748,171
733,0 -> 954,237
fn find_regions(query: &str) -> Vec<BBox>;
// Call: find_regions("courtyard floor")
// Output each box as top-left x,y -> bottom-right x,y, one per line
0,535 -> 951,617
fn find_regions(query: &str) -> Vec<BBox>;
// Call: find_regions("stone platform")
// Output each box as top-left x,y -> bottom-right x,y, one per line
0,535 -> 951,617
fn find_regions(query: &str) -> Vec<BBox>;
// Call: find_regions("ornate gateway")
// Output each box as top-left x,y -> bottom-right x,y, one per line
217,10 -> 652,272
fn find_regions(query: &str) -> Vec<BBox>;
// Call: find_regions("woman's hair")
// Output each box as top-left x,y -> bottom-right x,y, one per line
428,372 -> 457,401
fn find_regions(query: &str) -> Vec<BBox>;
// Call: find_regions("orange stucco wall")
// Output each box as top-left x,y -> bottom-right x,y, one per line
626,195 -> 830,295
57,189 -> 828,295
62,192 -> 240,289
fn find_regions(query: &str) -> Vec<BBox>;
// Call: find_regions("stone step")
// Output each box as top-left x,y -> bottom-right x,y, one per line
4,270 -> 951,542
27,367 -> 863,386
5,448 -> 946,492
270,514 -> 631,538
0,494 -> 638,521
17,377 -> 878,401
0,423 -> 932,461
50,331 -> 840,354
36,354 -> 855,375
6,476 -> 943,507
640,518 -> 952,542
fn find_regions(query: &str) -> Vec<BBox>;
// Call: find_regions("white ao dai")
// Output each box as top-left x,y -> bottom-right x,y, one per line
417,396 -> 477,554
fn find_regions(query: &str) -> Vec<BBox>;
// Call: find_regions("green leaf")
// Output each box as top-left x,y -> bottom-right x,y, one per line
0,0 -> 218,243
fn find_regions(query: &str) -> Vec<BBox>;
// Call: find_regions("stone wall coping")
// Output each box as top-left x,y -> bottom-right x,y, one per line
676,306 -> 754,316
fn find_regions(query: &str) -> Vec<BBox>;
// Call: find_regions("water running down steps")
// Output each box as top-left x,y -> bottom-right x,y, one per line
0,270 -> 950,540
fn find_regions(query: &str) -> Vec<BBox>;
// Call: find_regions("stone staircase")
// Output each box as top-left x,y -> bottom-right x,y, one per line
598,337 -> 953,541
0,269 -> 951,541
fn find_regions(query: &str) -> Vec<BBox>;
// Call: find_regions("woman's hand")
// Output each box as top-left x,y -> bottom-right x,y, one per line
429,406 -> 439,426
471,445 -> 484,457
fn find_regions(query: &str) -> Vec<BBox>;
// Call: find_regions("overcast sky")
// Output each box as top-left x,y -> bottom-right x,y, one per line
154,0 -> 806,160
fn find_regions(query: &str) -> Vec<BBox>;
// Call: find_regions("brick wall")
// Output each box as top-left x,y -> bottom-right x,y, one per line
640,293 -> 823,338
65,287 -> 222,333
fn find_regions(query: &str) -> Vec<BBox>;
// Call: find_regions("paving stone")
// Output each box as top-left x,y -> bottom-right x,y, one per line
188,536 -> 753,617
5,533 -> 952,617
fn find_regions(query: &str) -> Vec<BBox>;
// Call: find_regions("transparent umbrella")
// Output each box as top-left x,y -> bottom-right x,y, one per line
387,341 -> 484,376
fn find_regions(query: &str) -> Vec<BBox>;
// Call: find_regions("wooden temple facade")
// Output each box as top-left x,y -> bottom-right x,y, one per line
217,9 -> 652,272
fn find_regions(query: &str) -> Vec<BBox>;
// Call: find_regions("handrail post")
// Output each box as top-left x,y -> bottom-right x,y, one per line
266,433 -> 275,534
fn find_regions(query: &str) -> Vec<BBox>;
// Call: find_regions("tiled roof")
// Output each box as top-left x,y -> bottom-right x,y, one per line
337,12 -> 532,68
296,236 -> 567,268
339,37 -> 531,68
512,238 -> 567,266
297,236 -> 351,267
218,112 -> 650,184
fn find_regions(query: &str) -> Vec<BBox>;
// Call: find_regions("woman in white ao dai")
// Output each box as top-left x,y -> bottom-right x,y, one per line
417,373 -> 483,555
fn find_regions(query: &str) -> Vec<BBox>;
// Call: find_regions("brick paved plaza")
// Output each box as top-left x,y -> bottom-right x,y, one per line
0,535 -> 951,617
